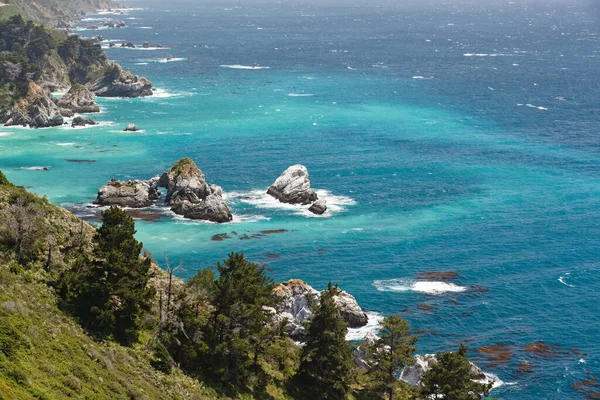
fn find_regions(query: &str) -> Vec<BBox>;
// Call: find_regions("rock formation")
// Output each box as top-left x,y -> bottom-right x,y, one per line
124,123 -> 139,132
271,279 -> 369,340
0,82 -> 64,128
159,158 -> 232,223
71,116 -> 96,127
267,164 -> 318,205
56,86 -> 100,115
399,354 -> 491,388
308,199 -> 327,214
94,158 -> 232,223
87,64 -> 153,98
94,179 -> 161,208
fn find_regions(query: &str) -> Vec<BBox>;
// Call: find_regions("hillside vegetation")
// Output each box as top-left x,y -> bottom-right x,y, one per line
0,0 -> 116,27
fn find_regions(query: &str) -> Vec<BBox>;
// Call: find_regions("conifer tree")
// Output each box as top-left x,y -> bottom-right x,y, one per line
368,315 -> 418,400
204,252 -> 278,387
60,207 -> 154,345
420,344 -> 493,400
298,283 -> 355,399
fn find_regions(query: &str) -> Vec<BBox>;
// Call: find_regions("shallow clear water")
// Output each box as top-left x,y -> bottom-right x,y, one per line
2,0 -> 600,397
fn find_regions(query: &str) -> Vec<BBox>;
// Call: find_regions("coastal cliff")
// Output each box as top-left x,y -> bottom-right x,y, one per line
0,0 -> 117,27
0,14 -> 153,128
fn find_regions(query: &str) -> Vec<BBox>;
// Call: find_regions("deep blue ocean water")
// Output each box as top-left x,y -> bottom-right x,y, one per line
2,0 -> 600,397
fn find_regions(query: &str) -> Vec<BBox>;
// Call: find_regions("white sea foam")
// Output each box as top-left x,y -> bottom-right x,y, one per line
104,46 -> 171,51
157,57 -> 186,63
137,26 -> 153,29
373,278 -> 467,295
219,64 -> 270,70
287,93 -> 314,97
56,142 -> 76,146
346,312 -> 384,341
518,103 -> 548,110
558,273 -> 575,287
463,53 -> 511,57
224,189 -> 356,217
135,62 -> 149,65
146,88 -> 191,99
20,166 -> 50,171
0,132 -> 11,137
412,76 -> 434,80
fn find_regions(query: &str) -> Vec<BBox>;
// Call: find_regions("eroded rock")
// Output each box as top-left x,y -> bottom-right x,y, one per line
94,179 -> 160,208
267,164 -> 318,205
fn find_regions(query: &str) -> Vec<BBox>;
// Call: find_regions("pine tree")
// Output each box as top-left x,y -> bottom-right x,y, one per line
60,207 -> 154,345
368,315 -> 418,400
204,252 -> 278,388
298,283 -> 355,399
420,344 -> 493,400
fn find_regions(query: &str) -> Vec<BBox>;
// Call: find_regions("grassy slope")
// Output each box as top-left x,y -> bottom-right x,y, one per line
0,179 -> 221,400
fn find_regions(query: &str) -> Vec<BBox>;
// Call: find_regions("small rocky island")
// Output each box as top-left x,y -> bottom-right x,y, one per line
267,164 -> 327,215
95,158 -> 232,223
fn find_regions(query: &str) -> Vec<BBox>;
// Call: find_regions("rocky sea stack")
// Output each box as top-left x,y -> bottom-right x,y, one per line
56,85 -> 100,116
94,158 -> 232,223
267,164 -> 329,215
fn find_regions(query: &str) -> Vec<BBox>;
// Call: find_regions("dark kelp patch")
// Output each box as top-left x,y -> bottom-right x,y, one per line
417,271 -> 460,281
572,370 -> 600,399
479,344 -> 514,365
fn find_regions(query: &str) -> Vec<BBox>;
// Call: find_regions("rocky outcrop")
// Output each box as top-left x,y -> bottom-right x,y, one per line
87,64 -> 153,98
56,86 -> 100,115
0,82 -> 64,128
94,158 -> 232,223
94,179 -> 161,208
308,199 -> 327,215
267,164 -> 318,205
159,158 -> 232,223
71,116 -> 96,127
399,354 -> 490,388
124,123 -> 139,132
271,279 -> 369,340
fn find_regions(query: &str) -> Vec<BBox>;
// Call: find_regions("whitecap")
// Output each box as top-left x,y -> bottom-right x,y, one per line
525,104 -> 548,110
412,76 -> 434,80
463,53 -> 511,57
219,64 -> 270,70
373,278 -> 467,295
146,88 -> 191,98
137,26 -> 153,29
287,93 -> 314,97
346,312 -> 384,341
157,57 -> 186,63
56,142 -> 76,146
20,166 -> 50,171
558,273 -> 575,287
0,132 -> 11,137
224,189 -> 356,217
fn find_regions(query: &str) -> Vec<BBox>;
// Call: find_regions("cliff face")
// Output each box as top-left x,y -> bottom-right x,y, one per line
1,0 -> 118,27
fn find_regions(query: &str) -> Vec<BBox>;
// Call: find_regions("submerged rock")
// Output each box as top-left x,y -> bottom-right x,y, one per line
88,64 -> 152,98
308,199 -> 327,214
271,279 -> 369,340
267,164 -> 318,205
56,86 -> 100,115
94,179 -> 160,208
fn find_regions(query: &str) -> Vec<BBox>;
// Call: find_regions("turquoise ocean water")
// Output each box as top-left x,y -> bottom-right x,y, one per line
1,0 -> 600,397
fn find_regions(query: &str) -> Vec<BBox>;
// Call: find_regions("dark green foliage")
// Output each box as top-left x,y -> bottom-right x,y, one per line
150,338 -> 175,374
298,283 -> 355,399
420,344 -> 493,400
0,313 -> 26,359
0,170 -> 12,186
59,206 -> 155,345
368,316 -> 418,400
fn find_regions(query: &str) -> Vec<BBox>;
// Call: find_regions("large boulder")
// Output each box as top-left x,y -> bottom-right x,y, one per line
87,64 -> 153,98
56,86 -> 100,115
308,199 -> 327,215
71,116 -> 96,127
1,82 -> 64,128
399,354 -> 490,388
267,164 -> 318,205
124,123 -> 139,132
94,179 -> 160,208
272,279 -> 368,340
159,158 -> 232,223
